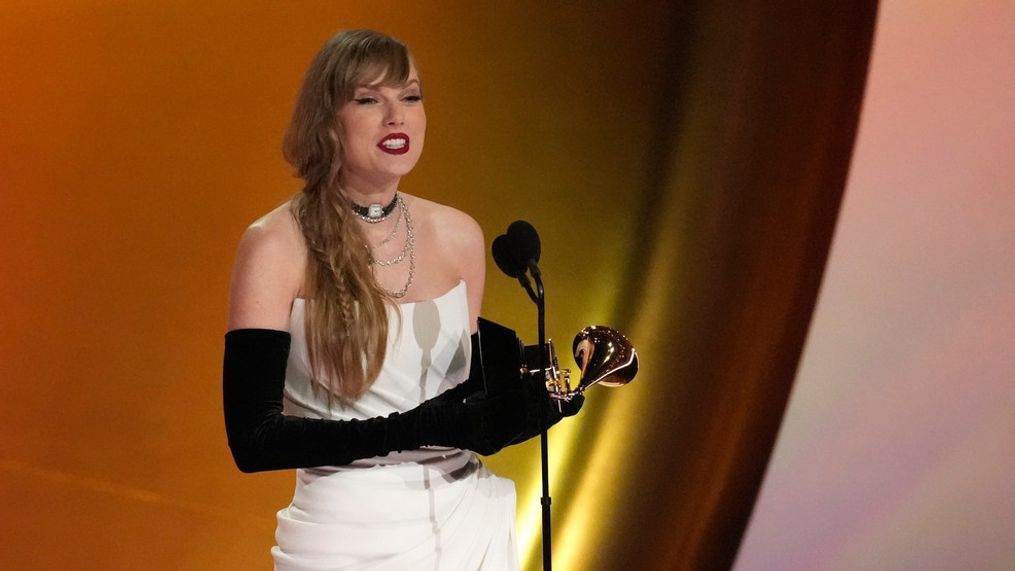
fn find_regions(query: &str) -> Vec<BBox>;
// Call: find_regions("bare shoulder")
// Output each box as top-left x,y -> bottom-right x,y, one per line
248,200 -> 306,254
227,199 -> 307,331
404,193 -> 485,329
406,194 -> 483,248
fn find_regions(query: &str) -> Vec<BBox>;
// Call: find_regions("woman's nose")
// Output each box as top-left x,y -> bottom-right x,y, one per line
385,105 -> 404,126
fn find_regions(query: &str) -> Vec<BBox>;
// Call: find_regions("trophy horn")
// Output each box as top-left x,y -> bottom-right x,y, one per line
542,325 -> 638,401
572,326 -> 638,390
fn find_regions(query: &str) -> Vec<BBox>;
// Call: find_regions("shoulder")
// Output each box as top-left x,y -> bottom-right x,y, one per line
403,193 -> 486,328
234,200 -> 307,285
238,200 -> 306,261
406,193 -> 484,249
227,199 -> 306,330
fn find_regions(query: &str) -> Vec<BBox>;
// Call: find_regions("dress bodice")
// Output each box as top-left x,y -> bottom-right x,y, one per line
283,280 -> 472,424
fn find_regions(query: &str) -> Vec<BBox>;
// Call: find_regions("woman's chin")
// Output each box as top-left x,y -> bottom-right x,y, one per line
381,157 -> 422,178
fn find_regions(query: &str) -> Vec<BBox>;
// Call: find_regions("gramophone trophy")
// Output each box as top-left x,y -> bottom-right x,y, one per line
475,321 -> 639,401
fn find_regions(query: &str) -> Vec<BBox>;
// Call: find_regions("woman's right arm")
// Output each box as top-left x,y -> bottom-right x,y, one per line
222,324 -> 554,472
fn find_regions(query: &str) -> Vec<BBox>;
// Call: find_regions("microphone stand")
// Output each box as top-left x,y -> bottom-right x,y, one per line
528,259 -> 552,571
496,223 -> 553,569
516,273 -> 540,306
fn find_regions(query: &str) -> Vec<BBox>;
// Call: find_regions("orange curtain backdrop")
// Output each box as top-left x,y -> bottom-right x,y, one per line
571,4 -> 879,569
0,2 -> 875,570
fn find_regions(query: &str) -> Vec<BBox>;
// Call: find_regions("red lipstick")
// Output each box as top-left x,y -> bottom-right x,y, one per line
377,132 -> 410,155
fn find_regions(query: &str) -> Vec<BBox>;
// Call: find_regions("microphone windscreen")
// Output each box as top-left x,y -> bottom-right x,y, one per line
506,220 -> 541,265
492,234 -> 523,277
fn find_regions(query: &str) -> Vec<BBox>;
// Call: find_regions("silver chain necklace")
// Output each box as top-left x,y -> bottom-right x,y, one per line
366,194 -> 414,299
374,203 -> 402,248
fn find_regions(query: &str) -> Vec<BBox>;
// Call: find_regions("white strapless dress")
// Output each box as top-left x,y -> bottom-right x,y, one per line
272,281 -> 520,571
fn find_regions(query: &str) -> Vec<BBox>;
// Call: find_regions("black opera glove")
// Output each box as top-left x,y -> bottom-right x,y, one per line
222,328 -> 538,473
416,331 -> 557,453
506,372 -> 584,446
443,329 -> 585,441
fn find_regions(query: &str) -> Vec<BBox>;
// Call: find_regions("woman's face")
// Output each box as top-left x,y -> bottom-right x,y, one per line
337,66 -> 426,188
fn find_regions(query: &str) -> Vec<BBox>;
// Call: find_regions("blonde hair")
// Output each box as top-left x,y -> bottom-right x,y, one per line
282,29 -> 413,399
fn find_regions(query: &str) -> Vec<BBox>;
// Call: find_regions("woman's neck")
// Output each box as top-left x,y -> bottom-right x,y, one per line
339,171 -> 400,207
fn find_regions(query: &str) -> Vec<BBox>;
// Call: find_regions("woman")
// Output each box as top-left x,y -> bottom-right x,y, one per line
222,29 -> 578,570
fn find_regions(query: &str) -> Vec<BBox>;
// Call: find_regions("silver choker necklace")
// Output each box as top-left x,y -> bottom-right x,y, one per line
351,192 -> 398,223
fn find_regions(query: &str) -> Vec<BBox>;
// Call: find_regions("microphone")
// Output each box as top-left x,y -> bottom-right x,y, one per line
493,233 -> 539,304
506,220 -> 541,276
492,234 -> 525,277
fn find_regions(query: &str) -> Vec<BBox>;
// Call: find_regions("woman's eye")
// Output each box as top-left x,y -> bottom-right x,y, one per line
403,95 -> 423,102
353,97 -> 377,105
